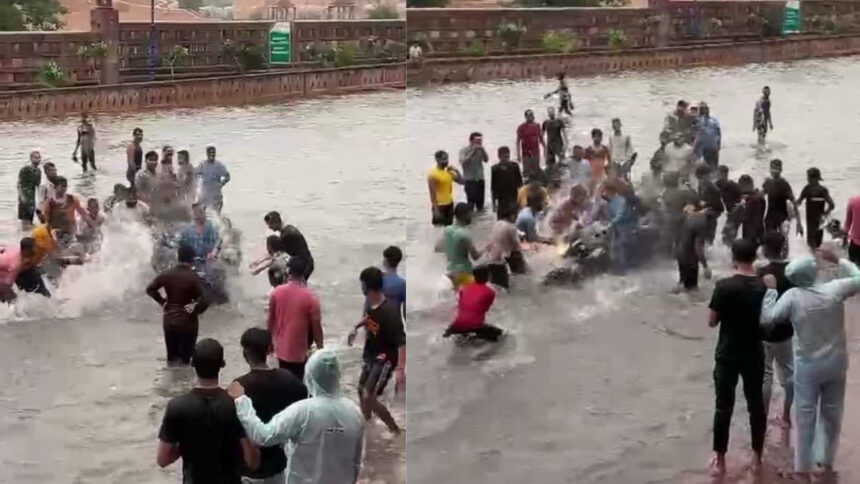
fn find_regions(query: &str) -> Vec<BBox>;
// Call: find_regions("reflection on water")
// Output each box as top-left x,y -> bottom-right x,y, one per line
0,93 -> 405,483
406,57 -> 860,483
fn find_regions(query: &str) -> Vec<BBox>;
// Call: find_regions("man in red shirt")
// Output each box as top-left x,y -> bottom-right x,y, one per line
516,109 -> 545,182
844,195 -> 860,266
443,265 -> 505,342
267,257 -> 323,381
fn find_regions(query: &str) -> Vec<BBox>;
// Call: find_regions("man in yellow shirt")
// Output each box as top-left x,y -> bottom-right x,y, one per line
517,178 -> 550,209
428,150 -> 462,226
19,224 -> 87,298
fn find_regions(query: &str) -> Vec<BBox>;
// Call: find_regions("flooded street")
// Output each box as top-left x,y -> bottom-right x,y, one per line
0,92 -> 406,483
406,57 -> 860,483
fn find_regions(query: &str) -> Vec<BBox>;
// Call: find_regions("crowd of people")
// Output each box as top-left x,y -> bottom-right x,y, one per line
427,83 -> 860,479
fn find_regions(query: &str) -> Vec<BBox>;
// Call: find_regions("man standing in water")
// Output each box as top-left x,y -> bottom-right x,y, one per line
17,151 -> 41,230
707,238 -> 767,476
585,128 -> 610,186
716,165 -> 743,245
695,102 -> 721,168
544,73 -> 573,116
72,113 -> 96,172
157,338 -> 260,480
542,107 -> 566,166
268,257 -> 324,381
176,150 -> 196,203
737,174 -> 767,246
490,146 -> 523,220
126,128 -> 144,188
608,118 -> 635,180
179,203 -> 220,261
36,162 -> 58,223
844,194 -> 860,266
196,146 -> 231,214
264,211 -> 315,281
673,204 -> 710,293
662,100 -> 695,145
135,151 -> 159,205
796,167 -> 835,250
348,266 -> 405,435
695,164 -> 723,245
663,132 -> 695,183
146,244 -> 210,366
459,132 -> 489,212
233,327 -> 308,484
43,177 -> 95,244
428,150 -> 462,227
763,159 -> 802,257
437,202 -> 482,289
516,109 -> 544,181
753,86 -> 773,144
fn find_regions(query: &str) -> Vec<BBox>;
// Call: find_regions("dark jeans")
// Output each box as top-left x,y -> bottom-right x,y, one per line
445,324 -> 504,342
495,197 -> 517,220
507,250 -> 527,274
677,257 -> 699,289
432,204 -> 454,226
849,242 -> 860,267
279,359 -> 306,382
80,149 -> 96,171
702,148 -> 719,168
713,357 -> 766,454
807,228 -> 824,250
559,98 -> 573,116
164,326 -> 197,364
464,180 -> 486,211
705,214 -> 719,245
15,267 -> 50,297
487,263 -> 509,289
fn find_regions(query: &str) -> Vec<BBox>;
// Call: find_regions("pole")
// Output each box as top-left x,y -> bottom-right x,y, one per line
148,0 -> 156,80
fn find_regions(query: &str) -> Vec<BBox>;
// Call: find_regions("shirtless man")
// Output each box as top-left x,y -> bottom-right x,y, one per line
126,128 -> 144,188
42,177 -> 95,246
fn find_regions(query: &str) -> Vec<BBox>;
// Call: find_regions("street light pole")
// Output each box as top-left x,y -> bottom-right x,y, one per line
148,0 -> 157,80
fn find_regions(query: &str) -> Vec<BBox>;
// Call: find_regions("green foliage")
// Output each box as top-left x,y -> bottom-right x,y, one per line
0,0 -> 67,31
599,0 -> 629,6
406,0 -> 448,7
239,44 -> 266,70
515,0 -> 601,6
608,28 -> 628,49
460,41 -> 486,57
163,45 -> 190,79
178,0 -> 203,10
541,31 -> 581,54
367,1 -> 398,19
36,60 -> 67,87
334,44 -> 358,67
77,41 -> 108,83
496,22 -> 527,50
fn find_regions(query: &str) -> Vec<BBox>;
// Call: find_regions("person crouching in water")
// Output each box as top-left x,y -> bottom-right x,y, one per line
443,265 -> 505,342
249,235 -> 289,289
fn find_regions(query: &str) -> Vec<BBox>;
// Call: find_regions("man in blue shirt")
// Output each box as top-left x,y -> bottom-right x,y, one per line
606,180 -> 635,272
382,246 -> 406,315
196,146 -> 231,214
179,203 -> 220,261
695,102 -> 721,169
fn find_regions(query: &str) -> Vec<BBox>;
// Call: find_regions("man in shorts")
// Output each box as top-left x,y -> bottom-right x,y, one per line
348,266 -> 405,434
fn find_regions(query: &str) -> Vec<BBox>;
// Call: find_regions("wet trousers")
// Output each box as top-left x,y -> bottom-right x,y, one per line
794,364 -> 846,472
242,472 -> 285,484
713,357 -> 766,454
464,180 -> 485,211
164,325 -> 197,365
610,223 -> 633,270
763,340 -> 794,419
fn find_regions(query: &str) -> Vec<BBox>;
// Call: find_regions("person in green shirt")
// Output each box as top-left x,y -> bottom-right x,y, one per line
17,151 -> 42,230
436,202 -> 482,289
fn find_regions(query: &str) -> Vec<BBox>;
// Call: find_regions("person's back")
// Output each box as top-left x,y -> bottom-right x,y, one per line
268,281 -> 319,365
452,281 -> 495,332
711,273 -> 766,362
382,272 -> 406,311
443,224 -> 472,274
148,264 -> 206,325
160,387 -> 245,483
756,260 -> 793,297
515,206 -> 538,242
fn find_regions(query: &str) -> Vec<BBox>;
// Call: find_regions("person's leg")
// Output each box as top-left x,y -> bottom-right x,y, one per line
15,267 -> 50,298
463,181 -> 476,209
163,325 -> 178,364
488,263 -> 509,290
794,365 -> 818,473
762,343 -> 776,420
474,324 -> 504,342
772,340 -> 794,424
177,327 -> 198,365
705,215 -> 718,245
740,358 -> 766,460
87,150 -> 96,170
507,250 -> 527,274
712,359 -> 740,467
817,376 -> 847,470
475,180 -> 485,211
850,242 -> 860,266
362,361 -> 400,433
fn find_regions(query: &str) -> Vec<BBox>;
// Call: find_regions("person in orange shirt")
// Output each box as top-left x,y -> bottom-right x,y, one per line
42,176 -> 94,245
19,224 -> 87,298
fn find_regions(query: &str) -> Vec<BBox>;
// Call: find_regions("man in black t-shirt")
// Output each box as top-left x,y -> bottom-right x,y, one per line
797,167 -> 835,250
707,239 -> 767,476
673,204 -> 710,292
695,164 -> 724,245
754,232 -> 794,425
762,159 -> 802,256
264,211 -> 314,280
737,175 -> 766,247
157,339 -> 260,483
542,107 -> 566,165
490,146 -> 523,220
348,267 -> 405,435
715,166 -> 742,245
660,171 -> 698,256
234,328 -> 308,483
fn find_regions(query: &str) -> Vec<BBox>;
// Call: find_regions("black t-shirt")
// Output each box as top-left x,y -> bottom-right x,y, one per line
158,388 -> 246,484
542,119 -> 565,147
708,274 -> 766,362
799,184 -> 831,227
715,179 -> 742,214
756,261 -> 794,297
363,298 -> 406,366
278,225 -> 312,260
698,179 -> 724,216
677,211 -> 708,260
741,191 -> 766,230
663,187 -> 699,222
763,177 -> 795,225
491,161 -> 523,205
235,369 -> 308,478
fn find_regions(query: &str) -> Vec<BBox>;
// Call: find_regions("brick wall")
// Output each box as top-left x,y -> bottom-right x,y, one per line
292,19 -> 406,61
0,31 -> 101,87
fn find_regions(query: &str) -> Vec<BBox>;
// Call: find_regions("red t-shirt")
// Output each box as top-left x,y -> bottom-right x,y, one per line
517,122 -> 542,158
451,282 -> 496,331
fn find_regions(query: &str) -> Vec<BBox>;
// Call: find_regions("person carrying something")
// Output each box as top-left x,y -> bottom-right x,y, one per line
707,238 -> 768,476
542,107 -> 567,166
444,264 -> 505,342
17,150 -> 42,231
763,159 -> 802,258
437,202 -> 483,290
760,247 -> 860,480
490,146 -> 523,220
428,150 -> 462,227
517,109 -> 544,181
267,257 -> 323,382
264,211 -> 315,281
485,205 -> 523,290
227,349 -> 364,484
179,203 -> 220,262
157,339 -> 260,482
659,171 -> 698,257
250,235 -> 289,289
72,112 -> 97,172
232,327 -> 308,484
672,204 -> 710,294
146,243 -> 210,366
796,167 -> 835,251
196,146 -> 231,214
517,191 -> 553,246
459,132 -> 489,212
347,267 -> 405,435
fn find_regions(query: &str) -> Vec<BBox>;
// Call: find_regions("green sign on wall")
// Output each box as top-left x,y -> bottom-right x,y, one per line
782,0 -> 801,34
270,22 -> 292,64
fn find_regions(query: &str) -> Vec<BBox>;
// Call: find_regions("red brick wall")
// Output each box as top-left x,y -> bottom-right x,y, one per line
292,19 -> 406,61
0,31 -> 101,86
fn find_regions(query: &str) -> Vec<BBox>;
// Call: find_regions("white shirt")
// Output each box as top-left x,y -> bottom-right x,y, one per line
663,142 -> 693,173
608,133 -> 634,165
37,180 -> 56,209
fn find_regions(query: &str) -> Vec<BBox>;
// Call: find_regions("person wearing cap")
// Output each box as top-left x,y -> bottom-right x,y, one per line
267,256 -> 323,382
763,159 -> 802,257
195,145 -> 231,214
694,102 -> 721,168
157,338 -> 260,480
797,167 -> 835,250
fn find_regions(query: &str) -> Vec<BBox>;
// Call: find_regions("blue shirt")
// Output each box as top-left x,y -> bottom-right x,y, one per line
383,273 -> 406,311
608,195 -> 633,227
178,221 -> 220,259
695,115 -> 721,153
515,207 -> 539,242
195,160 -> 230,205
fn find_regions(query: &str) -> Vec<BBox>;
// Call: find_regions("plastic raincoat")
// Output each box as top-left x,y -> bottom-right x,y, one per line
760,256 -> 860,472
235,349 -> 365,484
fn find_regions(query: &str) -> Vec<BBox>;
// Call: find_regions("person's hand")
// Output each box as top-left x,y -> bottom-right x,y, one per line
703,267 -> 712,280
72,154 -> 78,163
227,381 -> 245,399
816,246 -> 840,265
394,367 -> 405,395
347,328 -> 358,347
796,224 -> 804,237
207,249 -> 218,260
763,274 -> 777,289
184,302 -> 197,314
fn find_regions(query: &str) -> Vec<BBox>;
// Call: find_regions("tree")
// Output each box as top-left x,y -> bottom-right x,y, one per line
36,60 -> 68,87
0,0 -> 68,31
77,41 -> 107,83
367,1 -> 398,19
178,0 -> 203,10
163,45 -> 190,79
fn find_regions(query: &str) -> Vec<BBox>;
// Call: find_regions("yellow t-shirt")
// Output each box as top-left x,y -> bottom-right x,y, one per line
429,166 -> 454,207
31,224 -> 55,266
518,185 -> 550,208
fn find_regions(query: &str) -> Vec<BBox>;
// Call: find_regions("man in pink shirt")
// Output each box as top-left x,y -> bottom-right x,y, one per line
516,109 -> 545,181
0,238 -> 36,303
844,195 -> 860,266
267,257 -> 323,381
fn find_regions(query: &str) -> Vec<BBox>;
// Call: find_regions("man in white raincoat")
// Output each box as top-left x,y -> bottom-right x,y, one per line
760,247 -> 860,479
228,349 -> 364,484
